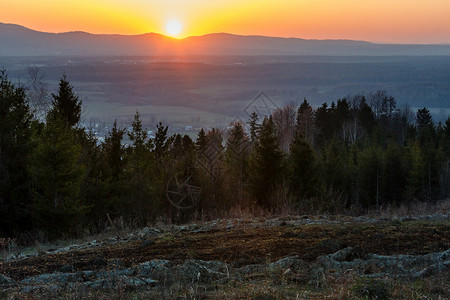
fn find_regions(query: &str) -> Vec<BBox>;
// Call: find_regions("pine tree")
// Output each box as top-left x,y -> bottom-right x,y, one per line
296,99 -> 315,143
153,122 -> 169,159
29,117 -> 86,235
93,120 -> 126,220
48,75 -> 82,128
357,97 -> 376,135
318,138 -> 351,209
124,111 -> 156,223
225,122 -> 250,204
195,128 -> 206,151
103,120 -> 125,179
249,116 -> 285,209
415,108 -> 439,200
383,141 -> 407,205
0,70 -> 34,234
315,102 -> 333,145
247,112 -> 260,144
358,144 -> 384,208
288,132 -> 317,201
405,141 -> 426,201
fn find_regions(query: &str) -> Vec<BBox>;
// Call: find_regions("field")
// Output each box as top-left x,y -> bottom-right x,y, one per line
1,206 -> 449,299
3,55 -> 450,130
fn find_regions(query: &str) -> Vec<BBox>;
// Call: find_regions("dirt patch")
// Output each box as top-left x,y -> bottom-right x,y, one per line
1,217 -> 449,282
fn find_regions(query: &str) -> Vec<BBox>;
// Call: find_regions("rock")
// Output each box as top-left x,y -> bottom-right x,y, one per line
108,259 -> 125,268
141,227 -> 154,236
87,257 -> 107,267
139,239 -> 155,249
6,253 -> 16,261
20,283 -> 59,294
269,256 -> 309,273
269,256 -> 310,282
59,264 -> 73,273
135,259 -> 172,279
0,273 -> 16,288
20,272 -> 79,286
179,259 -> 229,284
314,247 -> 450,280
413,259 -> 450,278
235,264 -> 267,279
317,239 -> 346,253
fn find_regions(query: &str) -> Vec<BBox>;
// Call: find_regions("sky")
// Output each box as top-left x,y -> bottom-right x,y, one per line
1,0 -> 450,44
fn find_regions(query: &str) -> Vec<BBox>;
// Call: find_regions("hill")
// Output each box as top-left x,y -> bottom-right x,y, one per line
2,23 -> 450,56
1,214 -> 449,298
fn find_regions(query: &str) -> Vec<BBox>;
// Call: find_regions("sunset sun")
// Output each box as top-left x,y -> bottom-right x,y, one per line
166,20 -> 182,37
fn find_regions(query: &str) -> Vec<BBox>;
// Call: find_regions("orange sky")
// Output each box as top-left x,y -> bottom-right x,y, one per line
1,0 -> 450,43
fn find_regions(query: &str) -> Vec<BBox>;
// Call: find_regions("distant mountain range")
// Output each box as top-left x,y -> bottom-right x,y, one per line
1,23 -> 450,56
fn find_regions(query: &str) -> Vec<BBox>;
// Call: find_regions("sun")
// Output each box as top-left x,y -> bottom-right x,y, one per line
166,20 -> 182,37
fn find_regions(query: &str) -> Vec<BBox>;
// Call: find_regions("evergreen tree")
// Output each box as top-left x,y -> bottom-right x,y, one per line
48,75 -> 82,128
103,121 -> 125,179
415,108 -> 440,200
249,116 -> 285,209
383,141 -> 407,205
247,112 -> 260,143
335,99 -> 351,129
0,70 -> 34,234
357,97 -> 376,135
405,141 -> 426,201
288,132 -> 317,201
153,122 -> 169,159
358,144 -> 383,208
171,134 -> 184,159
318,138 -> 351,208
125,111 -> 156,223
296,99 -> 315,144
29,117 -> 86,235
96,120 -> 127,220
196,128 -> 207,153
315,102 -> 334,145
225,122 -> 250,204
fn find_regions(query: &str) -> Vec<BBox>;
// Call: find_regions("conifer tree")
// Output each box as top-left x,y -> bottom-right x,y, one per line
296,99 -> 315,143
383,141 -> 407,205
358,144 -> 383,208
196,128 -> 207,153
288,132 -> 317,201
103,121 -> 125,179
225,122 -> 250,203
48,75 -> 82,128
247,112 -> 260,143
29,117 -> 86,235
125,111 -> 156,223
153,122 -> 169,159
249,116 -> 285,209
0,70 -> 34,234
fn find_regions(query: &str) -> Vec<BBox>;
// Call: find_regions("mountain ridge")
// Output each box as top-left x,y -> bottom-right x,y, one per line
1,22 -> 449,56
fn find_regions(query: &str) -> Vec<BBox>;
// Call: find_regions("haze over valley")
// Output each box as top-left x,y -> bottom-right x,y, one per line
1,23 -> 450,132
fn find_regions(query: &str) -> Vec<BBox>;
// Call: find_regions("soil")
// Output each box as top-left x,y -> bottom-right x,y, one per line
1,216 -> 449,282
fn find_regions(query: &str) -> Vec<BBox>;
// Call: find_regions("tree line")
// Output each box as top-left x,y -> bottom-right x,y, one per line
1,70 -> 449,240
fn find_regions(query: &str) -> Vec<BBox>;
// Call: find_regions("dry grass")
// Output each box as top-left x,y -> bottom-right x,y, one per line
364,198 -> 450,219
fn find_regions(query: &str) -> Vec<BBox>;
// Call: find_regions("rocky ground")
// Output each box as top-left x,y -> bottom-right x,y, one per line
1,214 -> 449,299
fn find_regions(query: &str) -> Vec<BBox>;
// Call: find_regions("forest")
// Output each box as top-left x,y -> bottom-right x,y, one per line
1,69 -> 449,242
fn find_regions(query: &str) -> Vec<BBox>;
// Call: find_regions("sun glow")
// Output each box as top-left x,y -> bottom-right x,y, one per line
2,0 -> 450,43
166,20 -> 182,37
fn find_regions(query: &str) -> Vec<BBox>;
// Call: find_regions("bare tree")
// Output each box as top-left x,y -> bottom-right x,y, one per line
272,103 -> 296,153
26,67 -> 50,120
